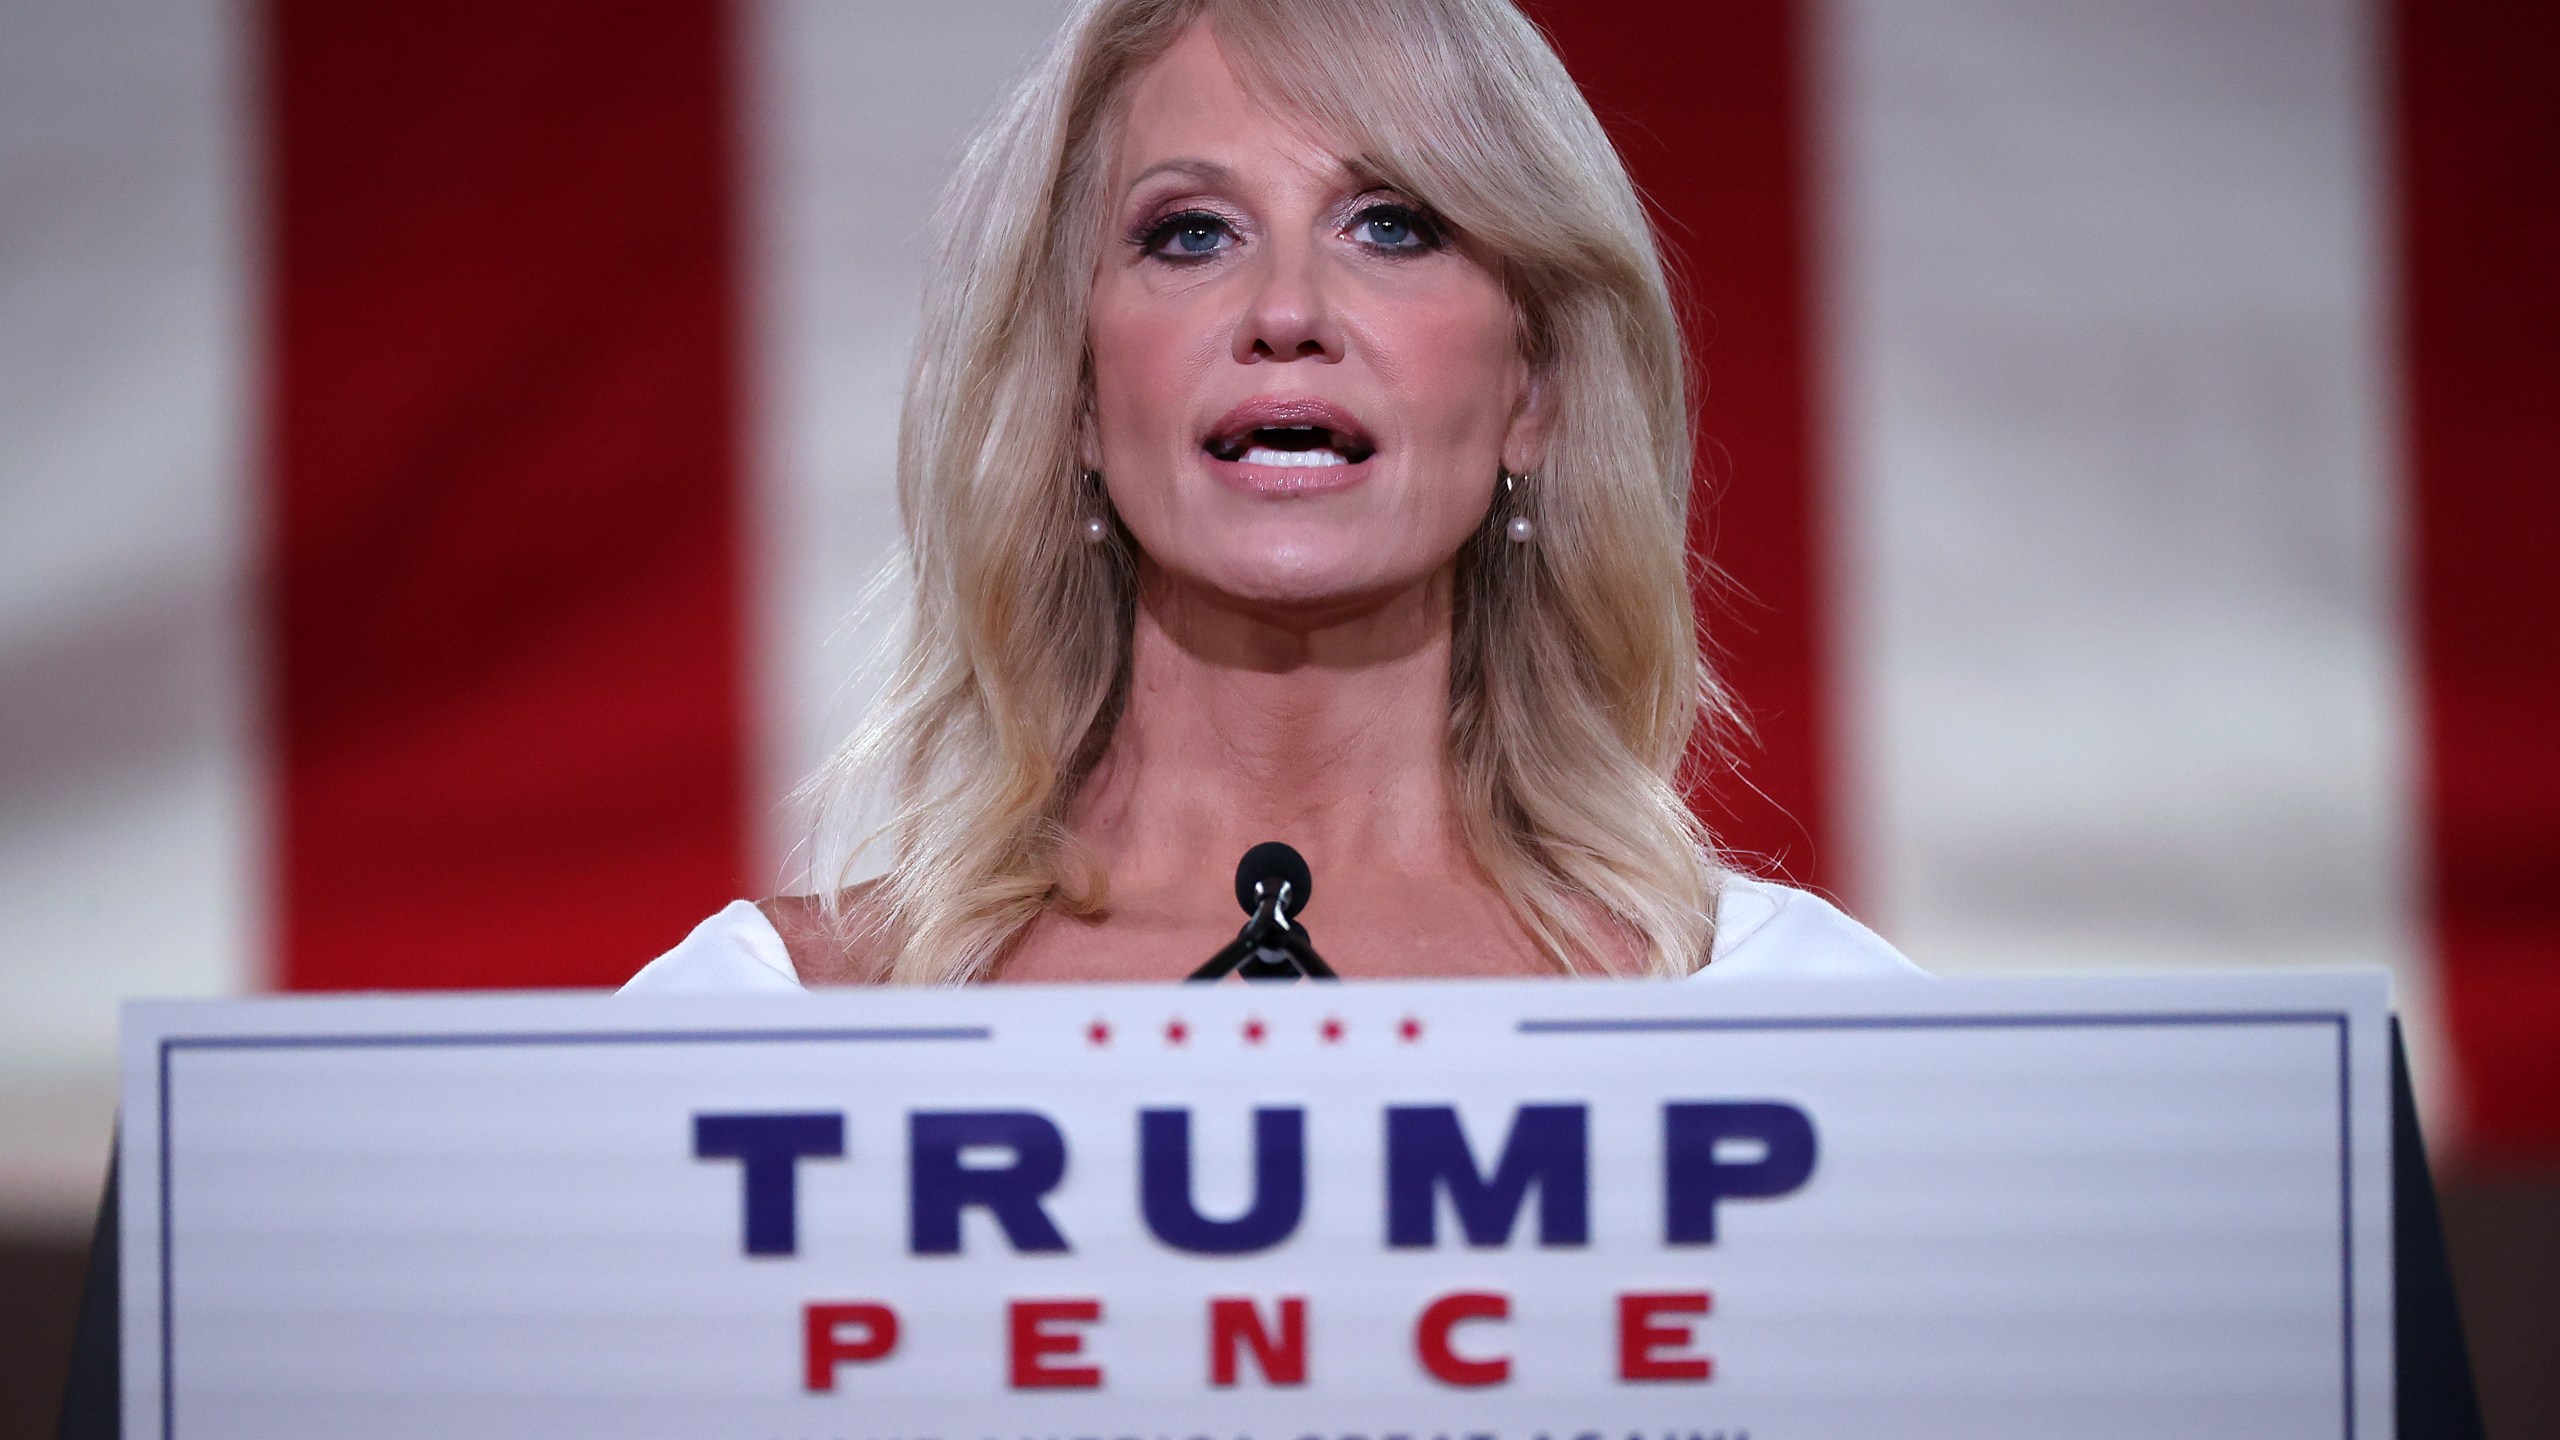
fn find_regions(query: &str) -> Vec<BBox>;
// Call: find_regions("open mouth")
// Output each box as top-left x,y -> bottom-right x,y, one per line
1201,398 -> 1378,475
1204,424 -> 1377,468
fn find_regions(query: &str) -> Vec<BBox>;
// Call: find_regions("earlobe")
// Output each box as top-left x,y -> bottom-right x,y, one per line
1074,370 -> 1109,474
1499,364 -> 1553,477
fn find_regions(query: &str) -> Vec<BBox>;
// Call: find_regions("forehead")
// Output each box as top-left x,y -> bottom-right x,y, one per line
1110,22 -> 1350,192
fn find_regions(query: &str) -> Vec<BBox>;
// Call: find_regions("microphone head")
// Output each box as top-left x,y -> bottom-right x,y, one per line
1234,841 -> 1313,919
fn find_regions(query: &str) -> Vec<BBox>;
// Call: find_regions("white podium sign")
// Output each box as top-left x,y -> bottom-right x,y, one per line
122,971 -> 2393,1439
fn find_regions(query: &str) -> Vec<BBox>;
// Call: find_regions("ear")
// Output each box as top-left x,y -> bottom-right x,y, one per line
1498,357 -> 1553,477
1074,367 -> 1106,475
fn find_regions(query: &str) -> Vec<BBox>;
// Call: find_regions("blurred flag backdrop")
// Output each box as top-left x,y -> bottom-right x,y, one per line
1,0 -> 2552,1229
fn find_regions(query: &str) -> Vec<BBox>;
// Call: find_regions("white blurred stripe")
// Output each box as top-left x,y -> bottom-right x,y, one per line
1814,1 -> 2441,1122
739,0 -> 1069,886
0,0 -> 260,1232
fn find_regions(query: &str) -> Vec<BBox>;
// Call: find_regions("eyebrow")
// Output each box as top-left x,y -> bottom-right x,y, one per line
1120,154 -> 1398,204
1123,158 -> 1236,195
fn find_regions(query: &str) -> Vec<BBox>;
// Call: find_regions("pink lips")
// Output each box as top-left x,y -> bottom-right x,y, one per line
1200,396 -> 1378,496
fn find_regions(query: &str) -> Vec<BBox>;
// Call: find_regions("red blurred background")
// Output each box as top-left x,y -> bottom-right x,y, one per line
1,0 -> 2551,1431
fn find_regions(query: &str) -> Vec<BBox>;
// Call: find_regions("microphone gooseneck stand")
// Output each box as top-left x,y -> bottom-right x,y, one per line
1188,841 -> 1336,982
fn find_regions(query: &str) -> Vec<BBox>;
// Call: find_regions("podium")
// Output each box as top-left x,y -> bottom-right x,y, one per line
62,972 -> 2481,1438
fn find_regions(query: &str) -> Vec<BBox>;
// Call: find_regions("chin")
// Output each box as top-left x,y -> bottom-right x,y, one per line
1134,503 -> 1462,615
1182,546 -> 1432,619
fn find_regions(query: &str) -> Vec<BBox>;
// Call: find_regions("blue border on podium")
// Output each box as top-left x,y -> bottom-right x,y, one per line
145,1008 -> 2357,1439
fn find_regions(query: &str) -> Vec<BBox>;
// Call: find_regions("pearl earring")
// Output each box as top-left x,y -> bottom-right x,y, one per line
1081,470 -> 1109,543
1502,469 -> 1535,544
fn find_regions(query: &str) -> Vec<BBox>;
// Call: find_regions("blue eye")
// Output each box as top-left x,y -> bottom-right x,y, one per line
1350,203 -> 1439,252
1140,210 -> 1236,260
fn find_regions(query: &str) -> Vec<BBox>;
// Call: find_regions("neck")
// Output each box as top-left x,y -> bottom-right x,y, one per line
1070,564 -> 1465,903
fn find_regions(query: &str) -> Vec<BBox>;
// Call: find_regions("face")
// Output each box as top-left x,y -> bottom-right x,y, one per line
1084,23 -> 1541,619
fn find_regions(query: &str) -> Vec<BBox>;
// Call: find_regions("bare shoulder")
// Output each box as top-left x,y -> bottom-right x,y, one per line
756,882 -> 894,986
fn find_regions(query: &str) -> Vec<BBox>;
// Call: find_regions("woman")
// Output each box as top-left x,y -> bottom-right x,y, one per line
629,0 -> 1914,992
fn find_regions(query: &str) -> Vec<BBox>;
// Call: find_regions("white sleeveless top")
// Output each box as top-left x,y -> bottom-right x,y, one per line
620,873 -> 1921,993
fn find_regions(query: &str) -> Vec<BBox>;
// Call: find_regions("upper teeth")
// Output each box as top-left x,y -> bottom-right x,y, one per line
1239,446 -> 1347,467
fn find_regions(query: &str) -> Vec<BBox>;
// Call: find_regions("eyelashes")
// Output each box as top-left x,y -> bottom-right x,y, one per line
1344,201 -> 1443,252
1126,199 -> 1448,264
1132,208 -> 1238,260
1341,199 -> 1443,253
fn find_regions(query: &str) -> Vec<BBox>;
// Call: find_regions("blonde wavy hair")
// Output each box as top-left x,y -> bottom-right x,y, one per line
807,0 -> 1735,980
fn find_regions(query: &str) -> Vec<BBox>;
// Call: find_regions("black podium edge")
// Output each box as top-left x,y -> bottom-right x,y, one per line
2392,1016 -> 2487,1438
56,1140 -> 116,1440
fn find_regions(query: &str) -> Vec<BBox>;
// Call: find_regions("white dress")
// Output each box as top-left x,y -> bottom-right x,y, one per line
620,873 -> 1922,992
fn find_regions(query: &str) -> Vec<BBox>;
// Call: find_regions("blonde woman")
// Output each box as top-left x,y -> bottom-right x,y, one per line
629,0 -> 1914,991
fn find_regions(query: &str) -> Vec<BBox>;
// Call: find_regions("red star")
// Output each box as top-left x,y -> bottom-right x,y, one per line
1086,1020 -> 1110,1046
1165,1018 -> 1189,1045
1320,1017 -> 1345,1043
1398,1016 -> 1424,1043
1243,1018 -> 1267,1045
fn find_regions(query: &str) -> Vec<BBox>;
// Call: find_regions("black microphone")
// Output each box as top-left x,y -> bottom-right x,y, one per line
1233,840 -> 1312,921
1189,841 -> 1335,982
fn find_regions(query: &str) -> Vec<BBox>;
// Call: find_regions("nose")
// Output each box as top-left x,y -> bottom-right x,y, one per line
1231,239 -> 1343,364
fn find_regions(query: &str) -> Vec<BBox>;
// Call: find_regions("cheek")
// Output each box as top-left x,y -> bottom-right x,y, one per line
1087,281 -> 1205,462
1364,287 -> 1521,451
1388,295 -> 1520,548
